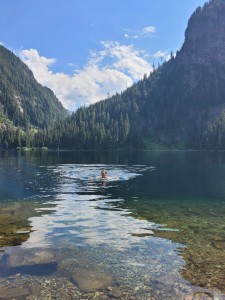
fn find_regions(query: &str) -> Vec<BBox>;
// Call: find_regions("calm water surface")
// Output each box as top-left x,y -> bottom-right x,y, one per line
0,150 -> 225,299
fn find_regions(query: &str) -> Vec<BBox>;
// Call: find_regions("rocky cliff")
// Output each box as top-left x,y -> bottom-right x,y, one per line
179,0 -> 225,66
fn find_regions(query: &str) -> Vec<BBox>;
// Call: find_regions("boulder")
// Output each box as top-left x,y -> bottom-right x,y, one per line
0,287 -> 30,299
71,268 -> 114,292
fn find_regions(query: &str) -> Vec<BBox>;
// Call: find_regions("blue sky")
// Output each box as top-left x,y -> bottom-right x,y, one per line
0,0 -> 206,110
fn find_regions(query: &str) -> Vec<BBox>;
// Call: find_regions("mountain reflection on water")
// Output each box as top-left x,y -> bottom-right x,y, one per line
1,150 -> 225,299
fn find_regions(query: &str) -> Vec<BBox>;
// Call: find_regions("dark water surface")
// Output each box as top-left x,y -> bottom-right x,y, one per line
0,150 -> 225,299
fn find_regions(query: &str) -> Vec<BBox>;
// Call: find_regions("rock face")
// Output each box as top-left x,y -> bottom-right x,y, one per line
175,0 -> 225,94
179,0 -> 225,66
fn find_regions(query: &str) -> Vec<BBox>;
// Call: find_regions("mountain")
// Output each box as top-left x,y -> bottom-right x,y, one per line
42,0 -> 225,150
4,0 -> 225,150
141,0 -> 225,149
0,45 -> 67,129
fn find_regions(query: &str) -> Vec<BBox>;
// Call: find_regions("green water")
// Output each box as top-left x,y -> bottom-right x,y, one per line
0,150 -> 225,299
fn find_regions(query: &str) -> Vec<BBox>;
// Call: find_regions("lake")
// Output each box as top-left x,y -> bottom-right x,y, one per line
0,150 -> 225,300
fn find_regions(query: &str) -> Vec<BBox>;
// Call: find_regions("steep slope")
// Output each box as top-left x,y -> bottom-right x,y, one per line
0,45 -> 67,129
38,0 -> 225,150
141,0 -> 225,149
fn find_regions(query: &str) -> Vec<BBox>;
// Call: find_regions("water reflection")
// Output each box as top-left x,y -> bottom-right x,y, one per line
10,163 -> 222,298
4,163 -> 198,299
23,164 -> 159,249
1,151 -> 225,299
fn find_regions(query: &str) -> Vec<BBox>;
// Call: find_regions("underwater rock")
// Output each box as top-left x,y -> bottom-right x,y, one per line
198,274 -> 207,287
191,256 -> 203,265
183,296 -> 193,300
108,286 -> 123,298
0,286 -> 30,299
0,203 -> 39,248
212,239 -> 225,250
57,257 -> 80,273
71,268 -> 114,292
57,254 -> 96,273
7,249 -> 59,267
193,291 -> 214,299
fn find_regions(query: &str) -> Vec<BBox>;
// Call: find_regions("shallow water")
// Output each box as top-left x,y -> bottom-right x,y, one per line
0,150 -> 225,299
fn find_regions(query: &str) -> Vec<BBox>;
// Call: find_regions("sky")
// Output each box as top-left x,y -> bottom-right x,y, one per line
0,0 -> 206,111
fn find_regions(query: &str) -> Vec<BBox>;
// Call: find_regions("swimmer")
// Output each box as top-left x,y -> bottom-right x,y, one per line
101,169 -> 107,178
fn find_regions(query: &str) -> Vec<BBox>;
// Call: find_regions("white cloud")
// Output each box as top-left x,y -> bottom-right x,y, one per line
20,42 -> 152,111
152,50 -> 168,58
102,41 -> 151,80
123,25 -> 156,40
21,49 -> 56,77
142,26 -> 156,34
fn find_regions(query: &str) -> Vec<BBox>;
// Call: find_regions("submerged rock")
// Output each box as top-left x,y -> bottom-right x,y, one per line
6,248 -> 60,267
108,286 -> 123,298
193,291 -> 214,299
212,239 -> 225,250
71,268 -> 114,292
0,286 -> 30,299
57,257 -> 80,273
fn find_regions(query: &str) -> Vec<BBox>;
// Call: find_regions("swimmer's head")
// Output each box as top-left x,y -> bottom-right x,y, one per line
101,169 -> 107,178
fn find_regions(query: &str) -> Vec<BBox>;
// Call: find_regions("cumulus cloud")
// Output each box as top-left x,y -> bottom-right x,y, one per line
101,41 -> 151,80
21,49 -> 56,77
20,42 -> 152,111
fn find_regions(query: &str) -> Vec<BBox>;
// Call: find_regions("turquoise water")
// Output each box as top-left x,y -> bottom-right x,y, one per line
0,150 -> 225,299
